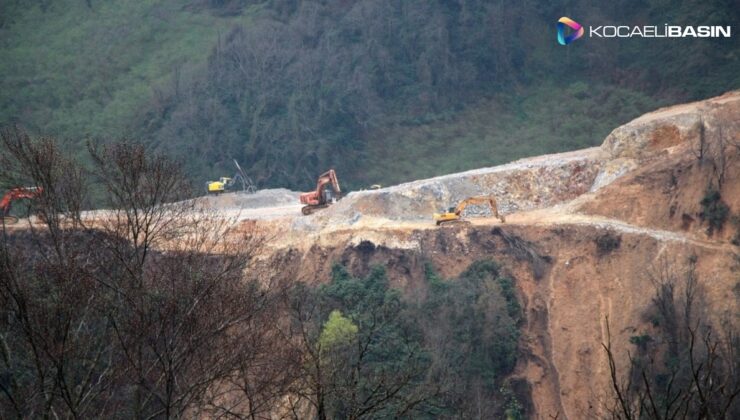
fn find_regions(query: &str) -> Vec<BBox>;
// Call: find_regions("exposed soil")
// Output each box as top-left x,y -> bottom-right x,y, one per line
227,90 -> 740,418
9,91 -> 739,418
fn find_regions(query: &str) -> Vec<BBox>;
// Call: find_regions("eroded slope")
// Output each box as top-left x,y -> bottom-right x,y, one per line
234,90 -> 740,418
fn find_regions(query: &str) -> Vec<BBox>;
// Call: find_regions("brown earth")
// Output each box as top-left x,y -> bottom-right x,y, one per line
227,90 -> 740,419
11,91 -> 739,418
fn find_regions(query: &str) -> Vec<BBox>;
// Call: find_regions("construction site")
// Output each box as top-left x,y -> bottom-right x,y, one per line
3,0 -> 739,416
2,91 -> 739,419
200,91 -> 740,417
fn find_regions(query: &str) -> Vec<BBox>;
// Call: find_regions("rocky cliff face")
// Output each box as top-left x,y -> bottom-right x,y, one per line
218,91 -> 740,418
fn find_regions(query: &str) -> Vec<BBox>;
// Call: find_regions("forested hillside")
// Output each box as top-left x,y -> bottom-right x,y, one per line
1,0 -> 738,192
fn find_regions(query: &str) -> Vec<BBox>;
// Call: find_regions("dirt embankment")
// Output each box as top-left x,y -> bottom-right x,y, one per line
224,91 -> 740,418
577,92 -> 740,243
244,221 -> 737,418
17,91 -> 732,418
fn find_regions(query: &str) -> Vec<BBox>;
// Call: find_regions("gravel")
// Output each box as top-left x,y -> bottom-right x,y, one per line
199,188 -> 301,210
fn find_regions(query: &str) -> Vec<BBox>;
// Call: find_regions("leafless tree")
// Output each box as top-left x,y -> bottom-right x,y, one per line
692,117 -> 738,191
0,128 -> 290,419
691,118 -> 707,164
0,126 -> 86,229
602,257 -> 740,419
0,127 -> 115,418
706,124 -> 733,190
0,229 -> 121,417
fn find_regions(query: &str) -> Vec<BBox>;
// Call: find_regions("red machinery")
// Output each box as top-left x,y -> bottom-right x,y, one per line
1,187 -> 43,224
299,169 -> 341,215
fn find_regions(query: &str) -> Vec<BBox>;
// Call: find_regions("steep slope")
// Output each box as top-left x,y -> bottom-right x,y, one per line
13,91 -> 736,417
221,91 -> 740,418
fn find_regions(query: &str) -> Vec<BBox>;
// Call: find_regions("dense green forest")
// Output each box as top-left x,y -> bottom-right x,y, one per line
1,0 -> 738,192
286,261 -> 525,418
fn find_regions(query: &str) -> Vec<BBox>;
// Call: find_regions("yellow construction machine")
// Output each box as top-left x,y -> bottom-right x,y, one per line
206,160 -> 256,194
207,177 -> 233,194
433,195 -> 505,226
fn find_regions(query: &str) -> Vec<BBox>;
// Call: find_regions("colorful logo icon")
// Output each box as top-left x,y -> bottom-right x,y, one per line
557,17 -> 584,45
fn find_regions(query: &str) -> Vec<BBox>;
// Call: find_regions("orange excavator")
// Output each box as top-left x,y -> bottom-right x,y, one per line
1,186 -> 43,225
299,169 -> 342,215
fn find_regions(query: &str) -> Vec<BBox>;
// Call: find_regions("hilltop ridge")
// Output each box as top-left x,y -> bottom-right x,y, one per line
219,90 -> 740,418
16,90 -> 737,418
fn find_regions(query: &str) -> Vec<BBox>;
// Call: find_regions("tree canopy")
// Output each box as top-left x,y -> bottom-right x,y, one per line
1,0 -> 738,192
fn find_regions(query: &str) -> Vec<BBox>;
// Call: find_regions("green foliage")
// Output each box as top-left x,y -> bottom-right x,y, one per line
311,265 -> 429,418
699,186 -> 730,235
420,259 -> 524,417
297,260 -> 526,417
0,0 -> 251,139
630,334 -> 653,351
360,83 -> 662,186
2,1 -> 738,193
423,260 -> 447,294
500,385 -> 524,420
318,309 -> 357,351
321,265 -> 402,321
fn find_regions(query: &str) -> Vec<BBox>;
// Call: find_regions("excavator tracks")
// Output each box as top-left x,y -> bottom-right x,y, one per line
436,219 -> 471,227
301,204 -> 329,216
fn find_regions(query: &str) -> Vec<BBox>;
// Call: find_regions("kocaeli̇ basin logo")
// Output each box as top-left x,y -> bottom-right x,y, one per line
557,17 -> 584,45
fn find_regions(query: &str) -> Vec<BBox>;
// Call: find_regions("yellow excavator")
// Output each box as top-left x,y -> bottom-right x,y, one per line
433,195 -> 505,226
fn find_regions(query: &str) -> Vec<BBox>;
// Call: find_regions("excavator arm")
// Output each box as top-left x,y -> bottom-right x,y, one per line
454,196 -> 496,216
1,187 -> 43,224
299,169 -> 342,215
315,169 -> 341,202
434,195 -> 505,225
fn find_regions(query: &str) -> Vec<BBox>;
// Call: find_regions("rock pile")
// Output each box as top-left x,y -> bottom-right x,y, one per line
299,148 -> 603,227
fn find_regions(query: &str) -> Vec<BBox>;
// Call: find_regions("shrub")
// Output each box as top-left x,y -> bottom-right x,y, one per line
595,232 -> 622,256
699,186 -> 730,235
319,310 -> 358,351
731,215 -> 740,246
421,259 -> 526,417
629,334 -> 653,351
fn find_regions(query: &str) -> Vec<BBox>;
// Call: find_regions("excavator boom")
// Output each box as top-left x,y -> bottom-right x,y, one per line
454,196 -> 495,215
299,169 -> 342,215
433,195 -> 505,225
